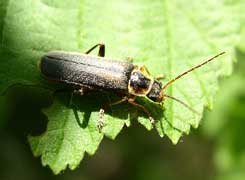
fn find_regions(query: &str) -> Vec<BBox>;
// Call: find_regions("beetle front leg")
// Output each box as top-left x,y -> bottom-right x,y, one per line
155,74 -> 165,80
109,96 -> 155,124
127,97 -> 155,124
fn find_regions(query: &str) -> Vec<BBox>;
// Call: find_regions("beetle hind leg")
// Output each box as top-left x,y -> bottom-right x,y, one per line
85,43 -> 105,57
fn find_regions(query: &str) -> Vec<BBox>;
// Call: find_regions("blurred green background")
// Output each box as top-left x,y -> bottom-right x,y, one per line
0,0 -> 244,179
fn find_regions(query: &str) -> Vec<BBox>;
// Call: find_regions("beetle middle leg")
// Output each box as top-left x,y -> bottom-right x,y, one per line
139,65 -> 151,75
73,85 -> 93,96
85,43 -> 105,57
98,109 -> 105,131
97,96 -> 128,131
139,65 -> 165,81
126,56 -> 134,63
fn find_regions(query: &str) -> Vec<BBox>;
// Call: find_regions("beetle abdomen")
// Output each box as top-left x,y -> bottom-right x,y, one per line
40,51 -> 134,90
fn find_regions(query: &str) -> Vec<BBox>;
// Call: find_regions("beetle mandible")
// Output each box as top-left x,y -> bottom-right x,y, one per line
40,43 -> 225,129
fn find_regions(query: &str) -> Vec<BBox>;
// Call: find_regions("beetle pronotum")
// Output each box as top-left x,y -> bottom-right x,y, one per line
40,43 -> 225,129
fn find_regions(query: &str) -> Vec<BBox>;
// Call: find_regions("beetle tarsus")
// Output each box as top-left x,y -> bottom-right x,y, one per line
149,117 -> 155,124
73,88 -> 85,96
98,108 -> 105,131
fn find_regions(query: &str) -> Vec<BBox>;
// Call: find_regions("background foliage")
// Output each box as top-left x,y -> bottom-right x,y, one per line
0,0 -> 244,178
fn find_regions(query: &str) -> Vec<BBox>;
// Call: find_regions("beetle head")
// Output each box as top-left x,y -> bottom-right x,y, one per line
146,80 -> 164,102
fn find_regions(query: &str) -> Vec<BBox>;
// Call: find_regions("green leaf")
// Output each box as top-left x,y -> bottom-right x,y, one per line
0,0 -> 242,173
28,93 -> 104,174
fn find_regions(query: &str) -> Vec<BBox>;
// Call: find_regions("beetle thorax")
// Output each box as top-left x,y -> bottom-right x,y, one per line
128,66 -> 164,102
128,71 -> 153,96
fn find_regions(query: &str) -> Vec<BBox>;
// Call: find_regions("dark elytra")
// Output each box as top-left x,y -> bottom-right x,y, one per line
40,51 -> 135,91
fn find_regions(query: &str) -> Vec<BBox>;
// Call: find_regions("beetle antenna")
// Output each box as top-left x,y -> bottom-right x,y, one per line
162,52 -> 225,90
164,94 -> 201,115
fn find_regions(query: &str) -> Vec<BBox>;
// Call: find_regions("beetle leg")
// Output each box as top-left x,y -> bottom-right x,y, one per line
85,43 -> 105,57
126,56 -> 133,63
73,86 -> 91,96
139,67 -> 165,80
139,65 -> 151,76
127,97 -> 155,124
155,74 -> 165,80
108,96 -> 155,124
97,96 -> 128,131
73,85 -> 94,96
73,88 -> 86,96
109,96 -> 128,106
98,109 -> 105,131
